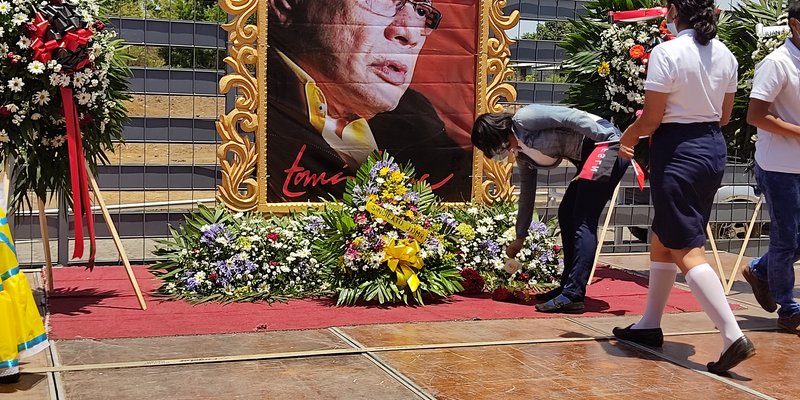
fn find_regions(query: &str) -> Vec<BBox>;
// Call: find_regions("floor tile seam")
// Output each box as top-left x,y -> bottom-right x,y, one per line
47,341 -> 65,400
328,327 -> 435,400
562,316 -> 776,400
24,335 -> 611,374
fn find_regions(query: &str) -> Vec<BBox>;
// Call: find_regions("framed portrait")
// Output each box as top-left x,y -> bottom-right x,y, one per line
217,0 -> 519,212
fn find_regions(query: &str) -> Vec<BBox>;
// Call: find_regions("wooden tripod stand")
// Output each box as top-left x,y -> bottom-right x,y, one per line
3,163 -> 147,310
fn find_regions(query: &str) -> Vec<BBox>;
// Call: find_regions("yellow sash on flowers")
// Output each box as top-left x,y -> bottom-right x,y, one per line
366,202 -> 429,243
383,238 -> 423,292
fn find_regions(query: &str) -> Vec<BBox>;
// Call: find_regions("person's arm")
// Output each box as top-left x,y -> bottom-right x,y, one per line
720,92 -> 735,126
747,99 -> 800,137
746,57 -> 800,137
508,156 -> 538,258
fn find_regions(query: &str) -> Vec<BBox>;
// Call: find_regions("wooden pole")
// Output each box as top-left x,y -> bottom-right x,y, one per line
588,182 -> 622,285
706,224 -> 726,286
88,170 -> 147,310
724,196 -> 764,294
38,198 -> 55,292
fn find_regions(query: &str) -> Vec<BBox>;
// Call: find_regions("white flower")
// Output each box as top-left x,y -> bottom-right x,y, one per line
17,36 -> 30,49
32,90 -> 50,105
11,115 -> 23,126
11,13 -> 27,26
5,103 -> 18,113
0,130 -> 8,143
7,77 -> 23,92
0,2 -> 9,14
53,64 -> 62,73
77,92 -> 91,105
27,60 -> 45,74
30,113 -> 41,121
0,27 -> 4,38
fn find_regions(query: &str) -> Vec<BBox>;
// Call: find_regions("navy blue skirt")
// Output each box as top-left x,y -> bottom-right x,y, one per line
649,122 -> 726,249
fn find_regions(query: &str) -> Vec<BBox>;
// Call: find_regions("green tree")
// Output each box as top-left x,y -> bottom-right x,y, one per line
521,20 -> 576,41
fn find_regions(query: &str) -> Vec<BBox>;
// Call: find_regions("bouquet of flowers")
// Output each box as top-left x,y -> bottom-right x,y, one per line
314,152 -> 462,306
151,204 -> 328,303
449,202 -> 562,300
561,0 -> 668,132
0,0 -> 130,208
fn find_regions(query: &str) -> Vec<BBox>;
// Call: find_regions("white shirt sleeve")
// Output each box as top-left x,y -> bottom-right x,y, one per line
644,46 -> 675,93
750,58 -> 786,103
727,60 -> 739,93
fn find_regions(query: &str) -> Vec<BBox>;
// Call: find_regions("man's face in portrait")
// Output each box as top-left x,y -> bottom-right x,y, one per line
270,0 -> 442,119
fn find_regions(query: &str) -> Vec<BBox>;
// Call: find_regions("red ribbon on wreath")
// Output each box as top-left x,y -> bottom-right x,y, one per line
26,5 -> 98,267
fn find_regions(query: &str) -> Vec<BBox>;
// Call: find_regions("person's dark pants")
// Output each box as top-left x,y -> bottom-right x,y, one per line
560,139 -> 630,302
751,163 -> 800,318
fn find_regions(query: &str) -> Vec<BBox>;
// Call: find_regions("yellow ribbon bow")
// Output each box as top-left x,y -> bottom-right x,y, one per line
383,238 -> 424,292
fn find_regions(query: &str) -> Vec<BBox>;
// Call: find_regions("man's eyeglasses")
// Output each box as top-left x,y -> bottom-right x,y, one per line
362,0 -> 443,36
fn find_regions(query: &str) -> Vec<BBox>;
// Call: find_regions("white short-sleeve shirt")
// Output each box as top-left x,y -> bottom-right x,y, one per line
645,29 -> 738,124
751,39 -> 800,173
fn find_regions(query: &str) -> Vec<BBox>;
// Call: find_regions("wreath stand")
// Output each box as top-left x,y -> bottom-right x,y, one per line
587,181 -> 736,288
1,162 -> 147,310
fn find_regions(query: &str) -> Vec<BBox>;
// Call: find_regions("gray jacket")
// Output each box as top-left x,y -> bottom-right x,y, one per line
513,105 -> 621,239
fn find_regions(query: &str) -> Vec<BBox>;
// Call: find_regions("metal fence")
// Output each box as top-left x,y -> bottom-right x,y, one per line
11,0 -> 769,267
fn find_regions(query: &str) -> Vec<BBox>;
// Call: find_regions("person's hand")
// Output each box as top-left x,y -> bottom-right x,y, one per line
506,237 -> 524,258
619,130 -> 640,160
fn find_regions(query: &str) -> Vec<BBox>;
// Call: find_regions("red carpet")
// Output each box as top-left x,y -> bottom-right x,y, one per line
47,266 -> 724,340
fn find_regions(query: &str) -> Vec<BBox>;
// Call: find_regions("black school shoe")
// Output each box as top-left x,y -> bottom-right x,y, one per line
0,373 -> 20,384
612,324 -> 664,347
707,335 -> 756,375
535,295 -> 584,314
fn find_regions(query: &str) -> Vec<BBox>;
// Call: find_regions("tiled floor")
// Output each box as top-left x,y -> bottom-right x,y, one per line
6,254 -> 799,399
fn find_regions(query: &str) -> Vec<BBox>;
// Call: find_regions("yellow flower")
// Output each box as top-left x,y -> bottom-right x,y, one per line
367,194 -> 378,204
396,186 -> 408,195
456,223 -> 475,240
597,61 -> 610,77
405,210 -> 415,218
390,171 -> 404,183
379,166 -> 390,176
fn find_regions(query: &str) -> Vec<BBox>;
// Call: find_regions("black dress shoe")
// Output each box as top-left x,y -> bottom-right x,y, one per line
707,335 -> 756,375
534,296 -> 584,314
612,324 -> 664,347
534,287 -> 562,301
0,373 -> 20,384
742,265 -> 777,313
777,314 -> 800,333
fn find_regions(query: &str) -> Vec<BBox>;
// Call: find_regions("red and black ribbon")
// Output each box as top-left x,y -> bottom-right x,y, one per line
26,3 -> 98,266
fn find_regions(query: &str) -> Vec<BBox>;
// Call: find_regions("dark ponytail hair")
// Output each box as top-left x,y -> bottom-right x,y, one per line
667,0 -> 718,45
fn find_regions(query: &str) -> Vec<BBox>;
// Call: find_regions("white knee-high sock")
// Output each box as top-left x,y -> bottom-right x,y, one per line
685,264 -> 744,352
633,261 -> 678,329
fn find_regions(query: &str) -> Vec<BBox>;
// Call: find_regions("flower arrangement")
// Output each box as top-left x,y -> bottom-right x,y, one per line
449,202 -> 561,300
561,0 -> 668,133
150,204 -> 328,303
0,0 -> 130,208
314,152 -> 462,306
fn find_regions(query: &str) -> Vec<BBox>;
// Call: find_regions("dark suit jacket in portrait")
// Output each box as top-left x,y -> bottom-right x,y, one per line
266,47 -> 472,203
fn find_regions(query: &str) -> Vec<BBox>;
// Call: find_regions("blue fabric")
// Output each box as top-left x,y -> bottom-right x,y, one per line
560,139 -> 630,302
751,164 -> 800,318
649,122 -> 726,249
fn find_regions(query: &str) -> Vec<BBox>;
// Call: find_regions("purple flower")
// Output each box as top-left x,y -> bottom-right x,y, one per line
481,239 -> 501,256
530,222 -> 548,235
369,160 -> 399,177
200,224 -> 232,245
305,216 -> 325,234
181,271 -> 198,290
437,212 -> 458,228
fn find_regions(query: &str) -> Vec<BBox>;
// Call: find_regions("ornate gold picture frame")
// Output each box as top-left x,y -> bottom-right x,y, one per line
216,0 -> 520,212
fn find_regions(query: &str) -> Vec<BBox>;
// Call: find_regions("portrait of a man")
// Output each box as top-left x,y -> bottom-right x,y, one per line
266,0 -> 476,202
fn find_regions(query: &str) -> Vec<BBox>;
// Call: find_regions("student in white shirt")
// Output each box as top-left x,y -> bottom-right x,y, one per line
742,1 -> 800,334
612,0 -> 755,375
